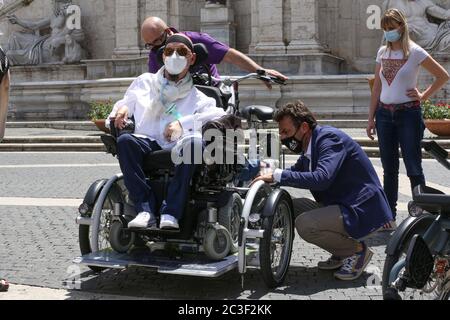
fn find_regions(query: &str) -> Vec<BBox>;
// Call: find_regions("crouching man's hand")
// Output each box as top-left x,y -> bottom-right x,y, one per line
164,121 -> 183,142
250,173 -> 274,187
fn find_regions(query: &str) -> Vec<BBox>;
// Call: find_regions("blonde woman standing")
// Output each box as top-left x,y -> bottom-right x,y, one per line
367,8 -> 449,230
0,45 -> 10,142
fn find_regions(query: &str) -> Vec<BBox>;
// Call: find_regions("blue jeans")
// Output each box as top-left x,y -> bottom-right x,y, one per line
375,106 -> 426,219
117,134 -> 198,220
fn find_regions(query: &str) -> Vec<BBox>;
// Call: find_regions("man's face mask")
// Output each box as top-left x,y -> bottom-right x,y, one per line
164,49 -> 189,76
281,125 -> 304,154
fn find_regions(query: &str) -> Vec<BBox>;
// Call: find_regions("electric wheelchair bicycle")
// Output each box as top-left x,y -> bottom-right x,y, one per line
383,140 -> 450,300
73,44 -> 295,288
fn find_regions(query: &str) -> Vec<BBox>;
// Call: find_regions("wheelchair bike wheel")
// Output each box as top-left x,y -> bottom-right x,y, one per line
79,182 -> 123,272
439,278 -> 450,300
109,221 -> 136,254
259,194 -> 294,288
203,225 -> 233,261
218,193 -> 243,254
382,215 -> 442,300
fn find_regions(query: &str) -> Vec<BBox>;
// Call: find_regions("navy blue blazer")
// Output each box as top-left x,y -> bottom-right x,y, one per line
280,125 -> 393,239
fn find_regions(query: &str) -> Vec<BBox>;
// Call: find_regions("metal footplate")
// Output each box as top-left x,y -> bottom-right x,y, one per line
73,249 -> 238,278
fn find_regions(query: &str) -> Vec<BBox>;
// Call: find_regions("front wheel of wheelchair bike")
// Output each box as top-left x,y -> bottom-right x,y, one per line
259,195 -> 294,288
109,221 -> 136,254
382,216 -> 441,300
79,183 -> 123,272
203,225 -> 233,261
218,193 -> 243,254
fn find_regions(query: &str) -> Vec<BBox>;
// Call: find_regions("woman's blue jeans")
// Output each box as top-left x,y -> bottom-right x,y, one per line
375,106 -> 426,220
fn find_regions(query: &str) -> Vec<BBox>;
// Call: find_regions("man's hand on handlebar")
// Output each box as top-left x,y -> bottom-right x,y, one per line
250,173 -> 275,187
258,69 -> 288,90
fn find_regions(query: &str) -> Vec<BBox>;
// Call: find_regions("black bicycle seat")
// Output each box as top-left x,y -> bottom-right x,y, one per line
241,105 -> 274,122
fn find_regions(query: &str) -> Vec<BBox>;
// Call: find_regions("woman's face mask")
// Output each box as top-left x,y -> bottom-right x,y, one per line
164,52 -> 188,76
384,28 -> 402,43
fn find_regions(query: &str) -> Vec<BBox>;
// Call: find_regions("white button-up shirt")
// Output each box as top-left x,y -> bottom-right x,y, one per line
106,72 -> 226,150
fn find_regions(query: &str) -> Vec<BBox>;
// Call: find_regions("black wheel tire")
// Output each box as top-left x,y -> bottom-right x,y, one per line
218,193 -> 243,254
78,225 -> 106,273
381,216 -> 434,299
203,226 -> 232,261
78,182 -> 123,273
109,221 -> 135,253
259,196 -> 294,289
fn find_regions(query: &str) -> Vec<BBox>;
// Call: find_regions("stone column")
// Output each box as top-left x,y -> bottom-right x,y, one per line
251,0 -> 285,54
144,0 -> 169,22
201,1 -> 235,47
287,0 -> 325,53
113,0 -> 141,58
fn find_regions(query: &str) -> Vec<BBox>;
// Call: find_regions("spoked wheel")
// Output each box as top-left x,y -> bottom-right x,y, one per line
439,278 -> 450,300
79,182 -> 123,272
218,193 -> 243,254
382,216 -> 442,300
259,195 -> 294,288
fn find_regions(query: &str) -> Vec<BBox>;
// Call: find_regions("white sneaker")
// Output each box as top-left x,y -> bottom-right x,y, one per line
128,212 -> 156,228
159,214 -> 179,230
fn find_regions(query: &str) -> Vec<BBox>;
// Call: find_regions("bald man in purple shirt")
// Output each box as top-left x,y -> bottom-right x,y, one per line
142,17 -> 287,85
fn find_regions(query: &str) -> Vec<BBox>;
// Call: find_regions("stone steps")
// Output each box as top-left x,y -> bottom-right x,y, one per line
6,117 -> 369,130
0,143 -> 106,152
1,135 -> 449,158
5,121 -> 98,131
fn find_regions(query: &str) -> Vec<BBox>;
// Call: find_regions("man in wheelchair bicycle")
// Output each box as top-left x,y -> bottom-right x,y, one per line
106,34 -> 227,230
76,34 -> 293,287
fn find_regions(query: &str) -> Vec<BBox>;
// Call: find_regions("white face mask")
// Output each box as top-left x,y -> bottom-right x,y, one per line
164,52 -> 188,76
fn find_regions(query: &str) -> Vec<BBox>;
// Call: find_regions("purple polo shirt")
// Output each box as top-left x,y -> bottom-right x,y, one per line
148,28 -> 229,79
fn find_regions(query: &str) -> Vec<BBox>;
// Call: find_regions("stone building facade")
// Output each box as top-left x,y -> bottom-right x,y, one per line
0,0 -> 448,120
0,0 -> 393,73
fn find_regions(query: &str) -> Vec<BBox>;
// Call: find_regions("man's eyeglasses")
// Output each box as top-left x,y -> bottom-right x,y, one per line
163,47 -> 191,57
144,31 -> 168,50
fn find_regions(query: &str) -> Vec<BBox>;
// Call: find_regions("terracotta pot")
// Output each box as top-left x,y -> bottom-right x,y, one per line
424,119 -> 450,137
367,77 -> 375,93
93,119 -> 110,134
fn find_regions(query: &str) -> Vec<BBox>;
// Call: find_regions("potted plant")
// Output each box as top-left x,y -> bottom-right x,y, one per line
422,100 -> 450,137
88,99 -> 114,133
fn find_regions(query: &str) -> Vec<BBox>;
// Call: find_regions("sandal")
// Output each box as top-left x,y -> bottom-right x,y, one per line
0,279 -> 9,292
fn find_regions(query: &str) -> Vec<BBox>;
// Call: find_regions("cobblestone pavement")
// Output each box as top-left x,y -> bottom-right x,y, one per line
0,153 -> 448,300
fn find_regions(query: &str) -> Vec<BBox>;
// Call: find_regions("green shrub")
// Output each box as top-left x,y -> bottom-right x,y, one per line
422,100 -> 450,120
87,100 -> 114,120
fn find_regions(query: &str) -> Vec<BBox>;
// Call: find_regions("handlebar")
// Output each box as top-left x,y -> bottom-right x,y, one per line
412,185 -> 450,212
203,71 -> 287,87
412,141 -> 450,213
421,140 -> 450,170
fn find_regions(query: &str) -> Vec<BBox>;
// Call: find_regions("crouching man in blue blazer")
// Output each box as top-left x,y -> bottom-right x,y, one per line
252,101 -> 393,281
